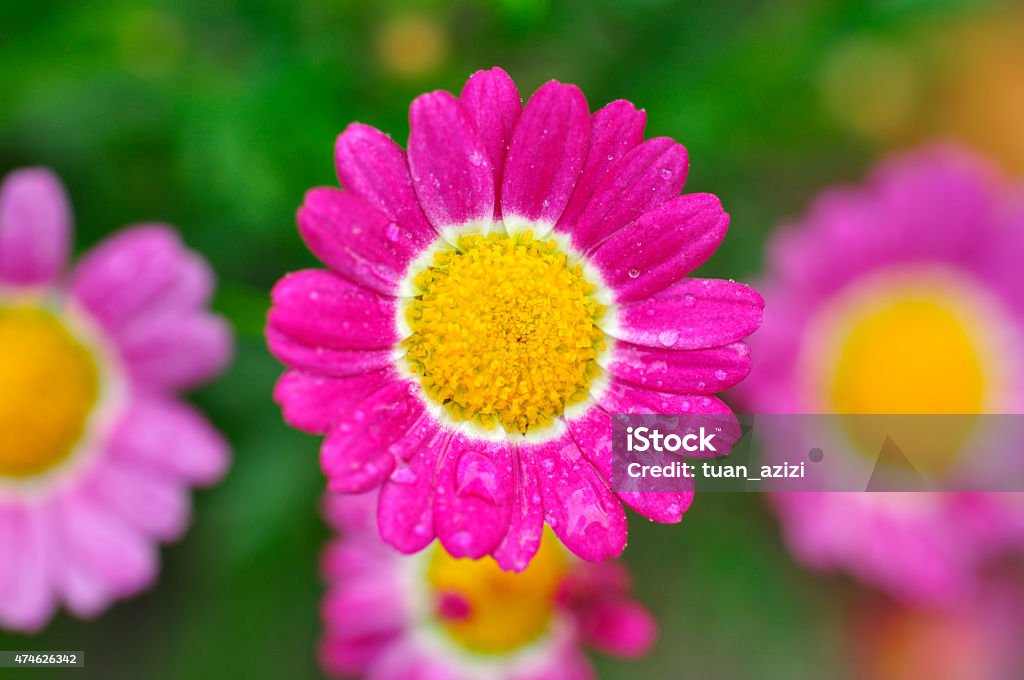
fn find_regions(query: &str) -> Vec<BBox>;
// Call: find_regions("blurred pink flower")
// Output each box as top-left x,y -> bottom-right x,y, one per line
319,492 -> 655,680
853,581 -> 1024,680
0,167 -> 232,631
738,148 -> 1024,605
267,67 -> 762,570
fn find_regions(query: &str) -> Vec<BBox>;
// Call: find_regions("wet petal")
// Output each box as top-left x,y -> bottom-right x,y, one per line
591,193 -> 729,303
557,100 -> 647,236
321,380 -> 426,493
533,435 -> 627,562
434,433 -> 513,559
571,137 -> 688,252
501,81 -> 589,236
460,67 -> 521,220
611,278 -> 764,351
377,425 -> 448,554
408,91 -> 494,235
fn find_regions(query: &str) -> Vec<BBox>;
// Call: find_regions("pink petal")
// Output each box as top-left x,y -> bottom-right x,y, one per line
322,540 -> 381,581
566,405 -> 693,523
321,380 -> 426,493
266,326 -> 394,378
0,167 -> 71,286
55,493 -> 157,600
511,646 -> 596,680
591,193 -> 729,303
612,278 -> 764,350
608,342 -> 751,394
320,575 -> 404,676
322,580 -> 406,638
109,396 -> 229,485
408,91 -> 494,232
493,444 -> 544,572
86,458 -> 191,542
367,640 -> 464,680
70,225 -> 213,333
598,379 -> 742,459
118,311 -> 232,391
533,435 -> 627,562
570,137 -> 688,252
617,488 -> 693,524
566,406 -> 614,480
59,555 -> 114,619
556,100 -> 647,236
269,269 -> 398,350
581,598 -> 657,657
433,433 -> 513,559
320,634 -> 396,679
0,509 -> 14,606
460,67 -> 522,220
0,506 -> 57,631
273,369 -> 395,434
334,123 -> 436,249
297,188 -> 417,296
322,491 -> 382,541
377,425 -> 449,554
501,81 -> 590,235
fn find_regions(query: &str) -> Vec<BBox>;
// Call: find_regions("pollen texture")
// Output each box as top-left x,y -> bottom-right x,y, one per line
404,232 -> 606,434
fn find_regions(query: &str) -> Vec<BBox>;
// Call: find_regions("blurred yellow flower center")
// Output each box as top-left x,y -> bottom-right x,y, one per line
828,289 -> 985,415
814,270 -> 1005,472
427,528 -> 568,654
404,232 -> 606,434
0,304 -> 101,478
375,13 -> 448,79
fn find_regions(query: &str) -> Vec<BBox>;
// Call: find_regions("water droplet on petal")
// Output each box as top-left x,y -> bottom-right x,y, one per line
628,268 -> 640,279
391,465 -> 418,485
450,530 -> 473,550
658,330 -> 679,346
385,223 -> 401,242
456,451 -> 500,504
659,168 -> 672,180
714,369 -> 728,381
683,294 -> 696,307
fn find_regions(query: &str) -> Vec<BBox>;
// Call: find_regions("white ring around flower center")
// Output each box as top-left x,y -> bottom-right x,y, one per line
392,223 -> 619,444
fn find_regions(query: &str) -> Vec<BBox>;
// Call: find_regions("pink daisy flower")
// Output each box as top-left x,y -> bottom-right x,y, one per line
319,492 -> 656,680
0,168 -> 231,631
267,67 -> 763,570
739,148 -> 1024,604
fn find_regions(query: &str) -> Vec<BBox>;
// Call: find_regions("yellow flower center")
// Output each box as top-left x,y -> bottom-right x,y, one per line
427,528 -> 568,654
0,303 -> 101,478
810,268 -> 1009,473
403,232 -> 607,435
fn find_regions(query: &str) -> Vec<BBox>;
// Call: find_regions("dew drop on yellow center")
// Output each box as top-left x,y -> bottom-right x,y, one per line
427,528 -> 568,654
814,272 -> 1002,473
404,232 -> 606,434
0,304 -> 101,478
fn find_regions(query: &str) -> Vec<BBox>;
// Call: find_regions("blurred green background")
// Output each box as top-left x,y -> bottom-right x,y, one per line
1,0 -> 1016,677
